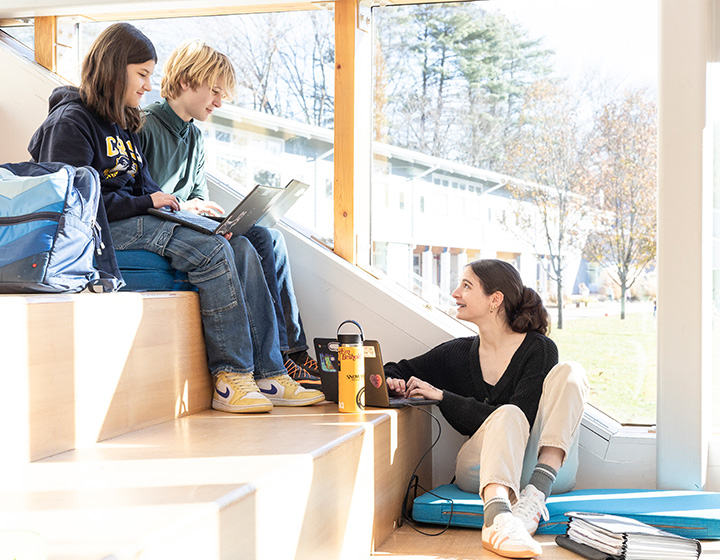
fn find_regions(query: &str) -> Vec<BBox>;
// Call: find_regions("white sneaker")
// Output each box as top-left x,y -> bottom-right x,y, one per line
256,374 -> 325,406
513,484 -> 549,536
482,512 -> 542,558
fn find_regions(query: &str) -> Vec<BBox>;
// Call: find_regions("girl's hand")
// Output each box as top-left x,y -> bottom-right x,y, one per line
386,377 -> 407,397
150,192 -> 180,211
405,376 -> 443,401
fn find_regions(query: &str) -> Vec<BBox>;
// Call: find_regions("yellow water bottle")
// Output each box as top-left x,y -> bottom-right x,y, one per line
337,320 -> 365,413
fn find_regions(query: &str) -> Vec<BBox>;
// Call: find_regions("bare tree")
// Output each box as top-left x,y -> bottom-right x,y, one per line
503,80 -> 593,329
584,90 -> 657,319
277,12 -> 334,127
214,14 -> 291,115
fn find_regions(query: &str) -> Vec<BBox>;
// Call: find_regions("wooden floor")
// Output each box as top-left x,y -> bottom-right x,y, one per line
373,525 -> 720,559
374,528 -> 573,559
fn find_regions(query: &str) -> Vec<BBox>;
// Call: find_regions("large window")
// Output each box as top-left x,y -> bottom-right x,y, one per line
711,63 -> 720,435
0,22 -> 33,49
63,12 -> 336,244
54,4 -> 659,425
372,0 -> 658,425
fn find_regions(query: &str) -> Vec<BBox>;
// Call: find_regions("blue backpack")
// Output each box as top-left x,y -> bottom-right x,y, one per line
0,161 -> 124,293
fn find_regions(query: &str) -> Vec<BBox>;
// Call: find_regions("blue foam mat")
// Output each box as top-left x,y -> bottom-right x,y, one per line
412,484 -> 720,539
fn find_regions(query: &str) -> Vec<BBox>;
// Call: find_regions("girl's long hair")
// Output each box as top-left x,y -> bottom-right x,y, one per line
80,23 -> 157,132
468,259 -> 550,335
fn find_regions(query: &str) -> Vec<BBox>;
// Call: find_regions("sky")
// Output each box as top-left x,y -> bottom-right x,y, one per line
489,0 -> 659,92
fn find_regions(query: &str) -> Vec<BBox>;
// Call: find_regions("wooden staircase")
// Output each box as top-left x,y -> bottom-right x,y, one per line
0,292 -> 432,560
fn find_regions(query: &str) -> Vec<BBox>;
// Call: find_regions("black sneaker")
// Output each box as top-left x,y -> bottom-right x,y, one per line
283,355 -> 322,388
288,350 -> 321,375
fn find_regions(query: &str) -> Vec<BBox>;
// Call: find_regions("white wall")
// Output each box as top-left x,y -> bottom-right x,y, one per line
0,39 -> 62,164
656,0 -> 713,491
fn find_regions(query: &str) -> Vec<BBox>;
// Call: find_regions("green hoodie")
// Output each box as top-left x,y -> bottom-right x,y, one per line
139,100 -> 207,202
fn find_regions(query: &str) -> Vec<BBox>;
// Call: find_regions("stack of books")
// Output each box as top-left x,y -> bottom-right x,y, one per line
556,511 -> 702,560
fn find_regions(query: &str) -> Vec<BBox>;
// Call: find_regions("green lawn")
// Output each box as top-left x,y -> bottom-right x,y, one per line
547,309 -> 657,425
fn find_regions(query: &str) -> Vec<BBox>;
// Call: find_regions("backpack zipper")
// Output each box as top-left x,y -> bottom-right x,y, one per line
92,220 -> 105,255
0,212 -> 61,225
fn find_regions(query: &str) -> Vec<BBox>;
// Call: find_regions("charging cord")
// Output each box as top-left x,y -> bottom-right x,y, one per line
399,406 -> 457,536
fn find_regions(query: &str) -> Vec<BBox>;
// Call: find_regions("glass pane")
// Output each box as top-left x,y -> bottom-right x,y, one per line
0,25 -> 34,50
372,0 -> 658,425
711,63 -> 720,435
66,12 -> 335,244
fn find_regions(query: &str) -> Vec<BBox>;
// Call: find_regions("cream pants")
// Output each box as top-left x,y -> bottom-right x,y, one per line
454,361 -> 589,500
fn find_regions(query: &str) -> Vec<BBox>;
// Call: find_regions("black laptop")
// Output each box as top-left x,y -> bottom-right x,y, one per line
313,338 -> 439,408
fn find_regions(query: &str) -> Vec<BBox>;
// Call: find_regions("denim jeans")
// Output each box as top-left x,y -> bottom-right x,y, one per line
110,215 -> 285,379
454,361 -> 589,499
242,226 -> 308,354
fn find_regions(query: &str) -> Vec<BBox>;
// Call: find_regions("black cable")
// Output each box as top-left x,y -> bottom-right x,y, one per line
399,406 -> 457,536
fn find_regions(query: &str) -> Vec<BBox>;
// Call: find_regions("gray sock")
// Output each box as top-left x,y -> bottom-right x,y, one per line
528,463 -> 557,499
483,496 -> 512,527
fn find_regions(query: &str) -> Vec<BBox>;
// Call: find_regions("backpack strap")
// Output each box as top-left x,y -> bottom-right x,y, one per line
88,200 -> 125,292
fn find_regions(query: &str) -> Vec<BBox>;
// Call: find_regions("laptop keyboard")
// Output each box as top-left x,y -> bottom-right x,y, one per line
161,208 -> 221,232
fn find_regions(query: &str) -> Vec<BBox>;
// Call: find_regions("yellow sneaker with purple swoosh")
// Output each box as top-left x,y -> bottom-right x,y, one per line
256,373 -> 325,406
212,372 -> 273,413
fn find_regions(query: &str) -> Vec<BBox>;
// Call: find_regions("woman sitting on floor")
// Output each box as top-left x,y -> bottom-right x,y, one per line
385,258 -> 589,559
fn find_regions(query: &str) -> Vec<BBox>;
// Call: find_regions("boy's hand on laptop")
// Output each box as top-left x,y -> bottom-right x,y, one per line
181,198 -> 225,217
405,376 -> 443,401
151,192 -> 180,211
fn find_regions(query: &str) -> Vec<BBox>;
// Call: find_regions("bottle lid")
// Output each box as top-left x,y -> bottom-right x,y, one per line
337,319 -> 364,344
338,332 -> 362,345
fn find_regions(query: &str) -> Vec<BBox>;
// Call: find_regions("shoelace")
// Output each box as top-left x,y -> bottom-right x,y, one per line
224,373 -> 259,394
299,355 -> 320,371
271,373 -> 308,396
514,491 -> 549,523
284,358 -> 318,381
493,514 -> 532,541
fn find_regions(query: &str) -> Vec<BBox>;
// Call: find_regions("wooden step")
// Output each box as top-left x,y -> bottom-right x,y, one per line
0,403 -> 433,560
0,292 -> 212,464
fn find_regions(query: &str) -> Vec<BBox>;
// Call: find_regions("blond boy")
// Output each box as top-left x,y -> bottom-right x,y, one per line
139,40 -> 323,393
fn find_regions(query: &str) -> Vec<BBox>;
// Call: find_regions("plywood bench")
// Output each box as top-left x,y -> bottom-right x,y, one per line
0,291 -> 212,464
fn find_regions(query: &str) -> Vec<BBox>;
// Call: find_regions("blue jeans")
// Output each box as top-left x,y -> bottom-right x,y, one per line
110,215 -> 285,379
242,226 -> 308,354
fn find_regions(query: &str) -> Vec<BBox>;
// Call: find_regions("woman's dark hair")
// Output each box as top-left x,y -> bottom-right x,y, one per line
467,259 -> 550,335
80,23 -> 157,132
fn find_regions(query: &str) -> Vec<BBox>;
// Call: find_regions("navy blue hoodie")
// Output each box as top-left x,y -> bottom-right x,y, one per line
28,86 -> 160,222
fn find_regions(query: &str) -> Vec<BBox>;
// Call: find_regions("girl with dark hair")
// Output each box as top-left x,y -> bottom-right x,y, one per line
385,258 -> 588,559
28,22 -> 324,413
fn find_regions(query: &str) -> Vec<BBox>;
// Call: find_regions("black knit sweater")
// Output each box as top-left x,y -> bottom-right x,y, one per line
383,331 -> 558,436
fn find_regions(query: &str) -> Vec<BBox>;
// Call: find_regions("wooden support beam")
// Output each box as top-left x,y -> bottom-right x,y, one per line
333,0 -> 372,265
34,16 -> 57,72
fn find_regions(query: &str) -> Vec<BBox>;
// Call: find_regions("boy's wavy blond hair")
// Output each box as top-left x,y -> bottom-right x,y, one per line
161,40 -> 237,100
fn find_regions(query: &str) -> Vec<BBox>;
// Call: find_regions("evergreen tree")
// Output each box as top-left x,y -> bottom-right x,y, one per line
374,3 -> 553,167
